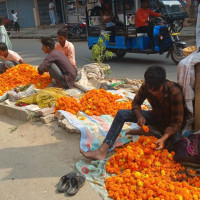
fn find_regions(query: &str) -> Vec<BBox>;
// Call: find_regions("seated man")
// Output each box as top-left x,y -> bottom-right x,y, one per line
0,42 -> 24,74
102,1 -> 116,43
136,0 -> 163,49
55,28 -> 77,70
38,37 -> 77,89
81,66 -> 185,160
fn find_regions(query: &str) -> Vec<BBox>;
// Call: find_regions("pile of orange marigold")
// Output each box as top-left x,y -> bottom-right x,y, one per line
55,96 -> 81,115
55,89 -> 132,116
79,89 -> 132,116
0,64 -> 52,96
105,136 -> 200,200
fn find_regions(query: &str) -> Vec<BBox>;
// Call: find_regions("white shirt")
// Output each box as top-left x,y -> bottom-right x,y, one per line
49,2 -> 55,10
0,50 -> 22,62
12,13 -> 18,22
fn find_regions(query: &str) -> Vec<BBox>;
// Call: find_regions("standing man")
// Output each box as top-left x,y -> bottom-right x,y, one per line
11,10 -> 20,35
55,28 -> 77,69
81,66 -> 185,160
38,37 -> 77,89
0,16 -> 12,50
49,0 -> 56,26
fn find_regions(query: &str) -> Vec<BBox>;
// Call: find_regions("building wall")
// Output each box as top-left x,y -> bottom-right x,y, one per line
7,0 -> 35,27
37,0 -> 51,25
0,1 -> 8,18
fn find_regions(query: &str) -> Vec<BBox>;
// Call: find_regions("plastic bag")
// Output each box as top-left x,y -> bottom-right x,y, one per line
16,87 -> 66,108
0,92 -> 8,102
173,133 -> 200,165
7,84 -> 35,102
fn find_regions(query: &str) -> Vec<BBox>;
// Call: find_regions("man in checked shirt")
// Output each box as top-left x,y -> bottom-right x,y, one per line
81,66 -> 185,160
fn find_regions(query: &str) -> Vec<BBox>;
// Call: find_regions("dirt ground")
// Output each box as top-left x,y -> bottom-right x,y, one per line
0,114 -> 102,200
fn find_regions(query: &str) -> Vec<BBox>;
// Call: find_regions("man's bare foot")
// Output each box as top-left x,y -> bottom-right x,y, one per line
80,143 -> 110,160
126,127 -> 143,136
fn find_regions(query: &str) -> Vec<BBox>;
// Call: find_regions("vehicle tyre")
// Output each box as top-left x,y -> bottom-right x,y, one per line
115,49 -> 126,57
171,47 -> 185,65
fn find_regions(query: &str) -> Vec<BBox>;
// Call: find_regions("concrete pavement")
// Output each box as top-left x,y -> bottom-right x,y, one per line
8,24 -> 196,40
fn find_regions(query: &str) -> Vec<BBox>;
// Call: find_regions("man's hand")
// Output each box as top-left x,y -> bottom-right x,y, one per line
155,133 -> 170,150
137,116 -> 146,127
155,138 -> 165,150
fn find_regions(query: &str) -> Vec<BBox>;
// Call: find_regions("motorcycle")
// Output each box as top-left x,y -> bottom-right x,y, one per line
4,17 -> 15,31
64,18 -> 87,40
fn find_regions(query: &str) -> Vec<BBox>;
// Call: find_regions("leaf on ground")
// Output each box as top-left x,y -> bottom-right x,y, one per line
9,126 -> 18,134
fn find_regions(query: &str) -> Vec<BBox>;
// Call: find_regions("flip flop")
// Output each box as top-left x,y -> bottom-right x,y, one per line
66,174 -> 86,196
57,171 -> 77,193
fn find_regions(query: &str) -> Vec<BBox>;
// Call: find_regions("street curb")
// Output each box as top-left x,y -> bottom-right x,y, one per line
10,36 -> 87,41
0,103 -> 30,121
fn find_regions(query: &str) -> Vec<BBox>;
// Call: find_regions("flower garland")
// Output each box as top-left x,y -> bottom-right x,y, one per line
105,136 -> 200,200
0,64 -> 52,96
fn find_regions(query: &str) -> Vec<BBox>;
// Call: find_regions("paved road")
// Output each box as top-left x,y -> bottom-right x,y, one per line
12,39 -> 182,81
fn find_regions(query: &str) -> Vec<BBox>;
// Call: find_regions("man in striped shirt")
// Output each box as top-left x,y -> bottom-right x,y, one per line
81,66 -> 185,160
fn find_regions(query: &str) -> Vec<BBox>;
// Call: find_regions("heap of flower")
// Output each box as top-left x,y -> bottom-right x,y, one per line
79,89 -> 132,116
55,96 -> 81,115
105,136 -> 200,200
0,64 -> 52,96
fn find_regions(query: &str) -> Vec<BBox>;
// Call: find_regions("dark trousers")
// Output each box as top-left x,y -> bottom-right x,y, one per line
48,63 -> 69,89
0,61 -> 19,74
103,109 -> 182,151
14,22 -> 20,32
137,25 -> 154,48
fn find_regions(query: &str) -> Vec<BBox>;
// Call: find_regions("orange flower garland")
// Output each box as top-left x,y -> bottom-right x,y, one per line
79,89 -> 132,116
55,96 -> 81,115
105,136 -> 200,200
0,64 -> 52,96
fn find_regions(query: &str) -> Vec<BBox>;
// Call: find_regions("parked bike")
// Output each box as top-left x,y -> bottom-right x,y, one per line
4,17 -> 15,31
64,19 -> 87,41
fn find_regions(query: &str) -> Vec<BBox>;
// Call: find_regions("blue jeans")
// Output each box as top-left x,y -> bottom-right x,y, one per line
103,109 -> 182,151
49,10 -> 55,25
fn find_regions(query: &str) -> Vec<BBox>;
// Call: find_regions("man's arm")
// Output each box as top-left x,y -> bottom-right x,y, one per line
149,10 -> 161,18
19,58 -> 24,64
38,54 -> 54,75
67,43 -> 76,68
155,90 -> 184,150
132,84 -> 147,126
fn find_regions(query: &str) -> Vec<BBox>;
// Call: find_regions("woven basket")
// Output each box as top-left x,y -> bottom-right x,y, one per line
183,46 -> 198,57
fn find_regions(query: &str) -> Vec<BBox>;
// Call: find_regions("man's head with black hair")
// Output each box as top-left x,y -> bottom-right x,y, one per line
57,28 -> 68,47
40,37 -> 55,54
57,28 -> 68,38
141,0 -> 149,9
144,66 -> 166,92
11,10 -> 15,14
0,42 -> 8,57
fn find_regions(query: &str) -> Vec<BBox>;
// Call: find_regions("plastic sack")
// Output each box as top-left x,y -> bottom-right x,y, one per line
0,92 -> 8,102
173,133 -> 200,165
7,85 -> 35,102
16,87 -> 66,108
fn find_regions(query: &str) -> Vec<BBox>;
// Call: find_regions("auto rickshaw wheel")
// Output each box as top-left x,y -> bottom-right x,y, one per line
115,50 -> 126,58
170,47 -> 185,65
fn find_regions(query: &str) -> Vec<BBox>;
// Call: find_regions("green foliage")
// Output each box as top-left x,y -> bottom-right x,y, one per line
92,33 -> 113,66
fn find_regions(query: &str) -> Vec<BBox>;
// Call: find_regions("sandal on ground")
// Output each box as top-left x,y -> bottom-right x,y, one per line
66,174 -> 86,196
56,171 -> 77,193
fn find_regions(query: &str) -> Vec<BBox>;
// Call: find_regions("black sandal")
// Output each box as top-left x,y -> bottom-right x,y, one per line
57,171 -> 77,193
66,174 -> 86,196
